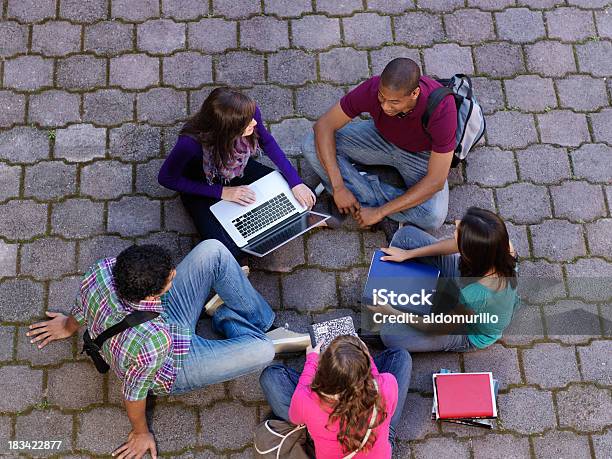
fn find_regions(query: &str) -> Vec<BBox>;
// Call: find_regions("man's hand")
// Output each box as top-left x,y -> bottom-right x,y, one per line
112,430 -> 157,459
221,186 -> 256,206
356,207 -> 383,228
333,186 -> 360,216
27,312 -> 79,349
291,183 -> 316,209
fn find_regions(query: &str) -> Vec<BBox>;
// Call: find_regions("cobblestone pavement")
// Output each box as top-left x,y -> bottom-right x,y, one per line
0,0 -> 611,457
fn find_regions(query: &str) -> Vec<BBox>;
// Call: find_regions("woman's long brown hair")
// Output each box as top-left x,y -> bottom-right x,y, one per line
310,335 -> 387,454
181,87 -> 257,172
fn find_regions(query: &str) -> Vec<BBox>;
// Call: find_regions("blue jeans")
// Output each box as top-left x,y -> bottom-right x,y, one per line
380,225 -> 473,352
165,240 -> 276,393
258,348 -> 412,446
301,119 -> 448,231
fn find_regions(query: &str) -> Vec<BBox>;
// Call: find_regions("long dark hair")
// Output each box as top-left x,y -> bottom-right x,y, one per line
310,336 -> 387,454
458,207 -> 517,289
181,87 -> 257,171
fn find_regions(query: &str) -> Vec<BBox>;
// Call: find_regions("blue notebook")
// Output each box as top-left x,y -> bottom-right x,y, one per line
362,249 -> 440,315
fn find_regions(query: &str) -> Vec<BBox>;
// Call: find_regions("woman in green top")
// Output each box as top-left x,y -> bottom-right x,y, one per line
374,207 -> 519,352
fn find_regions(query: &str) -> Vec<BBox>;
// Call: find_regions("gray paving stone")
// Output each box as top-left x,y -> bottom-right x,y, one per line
343,13 -> 393,47
558,75 -> 608,112
319,48 -> 369,84
80,160 -> 133,199
0,200 -> 47,240
468,0 -> 515,9
0,21 -> 28,58
504,75 -> 556,112
77,407 -> 132,454
516,260 -> 565,304
586,218 -> 612,257
163,52 -> 212,88
472,434 -> 531,459
7,0 -> 55,22
0,164 -> 20,201
248,270 -> 281,308
57,55 -> 107,91
137,88 -> 188,124
29,90 -> 81,127
367,0 -> 414,13
370,46 -> 421,75
498,387 -> 556,434
396,393 -> 437,441
531,220 -> 585,261
412,437 -> 470,459
465,147 -> 516,186
188,19 -> 237,53
3,56 -> 54,91
51,199 -> 105,238
24,161 -> 77,200
20,238 -> 77,280
137,19 -> 186,54
267,49 -> 317,86
0,242 -> 18,277
83,90 -> 135,126
216,51 -> 265,85
245,85 -> 294,122
55,124 -> 107,162
569,0 -> 612,7
557,385 -> 612,432
306,230 -> 361,268
410,352 -> 461,392
47,275 -> 82,315
265,0 -> 312,16
0,279 -> 45,323
189,89 -> 214,115
472,77 -> 504,114
0,326 -> 14,361
108,196 -> 161,236
497,8 -> 545,43
213,0 -> 261,19
291,16 -> 341,50
110,54 -> 160,89
166,380 -> 226,407
240,16 -> 289,51
199,401 -> 257,449
546,7 -> 596,42
32,21 -> 81,56
486,111 -> 537,149
85,21 -> 134,56
316,0 -> 363,14
77,236 -> 133,271
551,181 -> 606,222
423,44 -> 474,78
591,108 -> 612,144
518,0 -> 563,6
445,9 -> 495,45
110,123 -> 162,161
296,84 -> 345,119
538,111 -> 590,147
59,0 -> 107,22
0,366 -> 43,411
565,258 -> 612,303
526,41 -> 577,76
16,325 -> 73,366
164,197 -> 197,233
136,159 -> 174,198
516,145 -> 571,184
270,118 -> 313,157
150,404 -> 198,452
578,340 -> 611,385
0,91 -> 25,127
497,183 -> 551,224
474,43 -> 525,77
596,9 -> 612,39
504,222 -> 529,258
48,361 -> 105,410
523,343 -> 581,388
533,431 -> 591,459
337,267 -> 368,307
501,302 -> 545,345
162,0 -> 208,19
593,430 -> 612,459
227,371 -> 265,403
282,269 -> 337,311
395,13 -> 444,46
112,0 -> 159,20
14,410 -> 73,452
464,345 -> 522,389
447,184 -> 495,221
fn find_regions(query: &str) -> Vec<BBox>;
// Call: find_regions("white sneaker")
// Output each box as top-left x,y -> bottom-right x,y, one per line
204,265 -> 250,316
266,323 -> 311,354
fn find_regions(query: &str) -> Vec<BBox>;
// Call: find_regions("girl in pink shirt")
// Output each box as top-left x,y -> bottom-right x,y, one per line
260,336 -> 411,458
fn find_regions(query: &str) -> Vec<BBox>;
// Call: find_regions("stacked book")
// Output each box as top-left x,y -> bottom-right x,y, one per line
431,369 -> 499,428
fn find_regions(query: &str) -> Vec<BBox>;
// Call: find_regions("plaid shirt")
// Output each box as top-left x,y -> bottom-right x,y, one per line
71,258 -> 191,401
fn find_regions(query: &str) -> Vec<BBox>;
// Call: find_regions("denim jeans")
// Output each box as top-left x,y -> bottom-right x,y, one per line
301,119 -> 448,231
379,225 -> 473,353
258,348 -> 412,446
165,240 -> 276,394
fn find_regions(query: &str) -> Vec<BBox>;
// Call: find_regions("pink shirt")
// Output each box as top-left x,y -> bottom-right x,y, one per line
288,353 -> 398,459
340,75 -> 457,154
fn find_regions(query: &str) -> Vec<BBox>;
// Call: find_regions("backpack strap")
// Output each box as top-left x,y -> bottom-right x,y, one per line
92,310 -> 160,349
421,86 -> 454,130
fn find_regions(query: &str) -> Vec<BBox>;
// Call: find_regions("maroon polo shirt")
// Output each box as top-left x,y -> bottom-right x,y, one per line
340,75 -> 457,154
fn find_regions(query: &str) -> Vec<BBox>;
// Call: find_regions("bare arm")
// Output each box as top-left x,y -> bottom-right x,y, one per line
380,237 -> 458,263
112,399 -> 157,459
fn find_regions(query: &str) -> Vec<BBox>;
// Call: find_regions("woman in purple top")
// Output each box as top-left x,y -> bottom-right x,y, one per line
159,87 -> 315,259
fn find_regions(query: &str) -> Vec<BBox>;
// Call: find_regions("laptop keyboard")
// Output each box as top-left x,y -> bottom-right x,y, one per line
232,194 -> 297,239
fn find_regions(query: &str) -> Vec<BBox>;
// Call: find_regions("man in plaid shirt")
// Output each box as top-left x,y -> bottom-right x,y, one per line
27,239 -> 293,458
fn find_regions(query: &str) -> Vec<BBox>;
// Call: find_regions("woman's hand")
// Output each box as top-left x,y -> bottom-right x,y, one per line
291,184 -> 316,210
380,246 -> 414,263
306,342 -> 322,355
221,186 -> 256,206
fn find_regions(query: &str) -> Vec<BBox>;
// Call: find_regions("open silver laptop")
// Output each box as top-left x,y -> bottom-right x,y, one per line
210,171 -> 330,257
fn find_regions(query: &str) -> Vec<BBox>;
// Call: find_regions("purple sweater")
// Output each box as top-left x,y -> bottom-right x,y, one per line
158,107 -> 302,199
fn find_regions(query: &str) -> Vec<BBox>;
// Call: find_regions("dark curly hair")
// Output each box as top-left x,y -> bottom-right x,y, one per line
112,245 -> 175,303
311,335 -> 387,454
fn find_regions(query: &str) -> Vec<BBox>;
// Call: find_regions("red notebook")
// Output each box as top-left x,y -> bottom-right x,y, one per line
433,372 -> 497,419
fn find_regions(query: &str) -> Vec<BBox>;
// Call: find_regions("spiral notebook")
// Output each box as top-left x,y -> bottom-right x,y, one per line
308,316 -> 358,351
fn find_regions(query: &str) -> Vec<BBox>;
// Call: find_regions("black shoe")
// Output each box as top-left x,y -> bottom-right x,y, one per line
358,328 -> 385,349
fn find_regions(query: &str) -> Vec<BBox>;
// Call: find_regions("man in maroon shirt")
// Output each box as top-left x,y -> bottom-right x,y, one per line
302,58 -> 457,233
